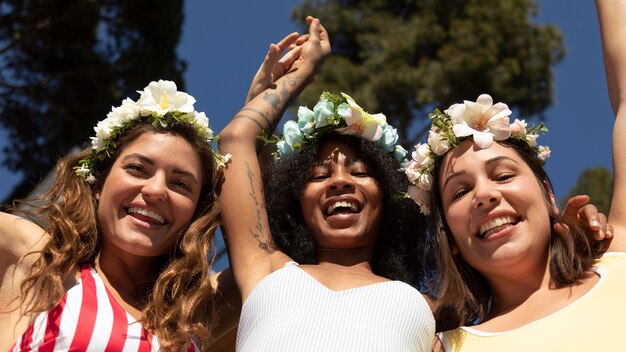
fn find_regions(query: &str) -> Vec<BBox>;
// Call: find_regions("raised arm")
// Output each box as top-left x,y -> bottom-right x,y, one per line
218,17 -> 330,299
597,0 -> 626,251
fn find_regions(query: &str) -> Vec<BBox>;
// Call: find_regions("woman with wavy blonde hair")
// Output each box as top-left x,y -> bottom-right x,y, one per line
1,80 -> 226,351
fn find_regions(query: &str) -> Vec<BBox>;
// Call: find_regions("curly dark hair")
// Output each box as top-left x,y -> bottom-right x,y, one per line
263,133 -> 435,287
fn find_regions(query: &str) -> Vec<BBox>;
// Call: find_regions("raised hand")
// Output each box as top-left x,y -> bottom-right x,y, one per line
246,32 -> 302,104
555,194 -> 613,243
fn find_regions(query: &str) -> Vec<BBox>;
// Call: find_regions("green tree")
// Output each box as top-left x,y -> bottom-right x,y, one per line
561,167 -> 613,215
291,0 -> 565,141
0,0 -> 185,203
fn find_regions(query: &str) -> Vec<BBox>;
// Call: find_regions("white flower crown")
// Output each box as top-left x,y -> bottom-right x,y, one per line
405,94 -> 550,215
268,91 -> 408,162
74,80 -> 230,183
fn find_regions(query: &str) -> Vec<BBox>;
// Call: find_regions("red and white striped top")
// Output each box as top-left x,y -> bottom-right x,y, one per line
11,266 -> 198,351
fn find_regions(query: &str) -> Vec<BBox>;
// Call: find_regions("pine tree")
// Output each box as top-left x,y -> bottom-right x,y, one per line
290,0 -> 565,142
0,0 -> 185,202
562,167 -> 613,215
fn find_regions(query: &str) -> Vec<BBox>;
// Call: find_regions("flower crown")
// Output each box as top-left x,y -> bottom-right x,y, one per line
74,80 -> 229,183
405,94 -> 550,215
268,91 -> 408,162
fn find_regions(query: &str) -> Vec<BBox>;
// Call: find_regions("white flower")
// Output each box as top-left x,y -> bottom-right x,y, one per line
537,146 -> 551,160
416,172 -> 433,191
510,119 -> 527,137
193,111 -> 213,139
75,165 -> 91,178
92,118 -> 118,150
411,143 -> 433,167
407,185 -> 431,215
137,80 -> 196,116
112,98 -> 140,123
216,152 -> 232,168
526,133 -> 539,147
428,129 -> 451,156
336,93 -> 384,141
404,160 -> 422,183
448,94 -> 512,149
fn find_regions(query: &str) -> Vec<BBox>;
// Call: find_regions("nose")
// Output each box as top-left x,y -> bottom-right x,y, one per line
471,179 -> 501,209
326,169 -> 355,193
142,173 -> 168,202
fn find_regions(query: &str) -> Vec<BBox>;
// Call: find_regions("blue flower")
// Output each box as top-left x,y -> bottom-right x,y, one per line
297,106 -> 316,134
378,124 -> 399,152
313,99 -> 334,128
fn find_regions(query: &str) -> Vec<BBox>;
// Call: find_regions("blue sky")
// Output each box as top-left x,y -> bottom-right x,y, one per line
0,0 -> 614,206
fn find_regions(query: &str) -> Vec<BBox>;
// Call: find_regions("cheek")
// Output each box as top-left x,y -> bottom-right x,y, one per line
443,200 -> 469,235
299,184 -> 319,222
174,195 -> 200,223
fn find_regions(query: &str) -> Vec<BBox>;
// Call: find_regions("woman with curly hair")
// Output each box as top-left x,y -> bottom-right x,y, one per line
262,133 -> 429,287
219,16 -> 438,351
1,80 -> 226,351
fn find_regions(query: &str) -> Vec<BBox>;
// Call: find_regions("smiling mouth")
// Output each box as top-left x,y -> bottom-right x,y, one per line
477,215 -> 520,239
326,200 -> 360,216
126,206 -> 166,225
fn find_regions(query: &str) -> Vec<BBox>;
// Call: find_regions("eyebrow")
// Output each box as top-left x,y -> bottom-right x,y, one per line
314,157 -> 367,169
122,153 -> 200,184
442,155 -> 519,190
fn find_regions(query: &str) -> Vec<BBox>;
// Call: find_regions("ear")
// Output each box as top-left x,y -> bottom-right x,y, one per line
542,180 -> 560,217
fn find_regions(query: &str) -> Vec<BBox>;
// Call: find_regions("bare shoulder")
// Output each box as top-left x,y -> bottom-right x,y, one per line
0,211 -> 48,261
0,212 -> 49,349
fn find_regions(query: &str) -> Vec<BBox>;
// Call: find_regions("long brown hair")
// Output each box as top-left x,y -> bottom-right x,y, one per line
13,122 -> 221,351
428,141 -> 604,328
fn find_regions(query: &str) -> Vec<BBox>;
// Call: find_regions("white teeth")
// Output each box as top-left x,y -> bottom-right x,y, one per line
326,201 -> 359,215
479,215 -> 517,238
127,206 -> 165,224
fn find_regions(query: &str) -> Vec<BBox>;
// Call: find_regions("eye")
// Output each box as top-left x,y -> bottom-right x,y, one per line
452,188 -> 469,200
172,179 -> 192,192
310,173 -> 329,182
496,173 -> 515,182
351,171 -> 370,177
124,163 -> 146,175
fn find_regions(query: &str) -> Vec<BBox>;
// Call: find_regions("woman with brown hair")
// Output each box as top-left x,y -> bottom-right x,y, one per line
402,1 -> 626,346
1,80 -> 225,351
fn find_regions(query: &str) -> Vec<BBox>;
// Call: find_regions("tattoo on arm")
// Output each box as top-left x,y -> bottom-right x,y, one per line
240,108 -> 271,130
233,113 -> 266,132
263,92 -> 280,112
244,161 -> 274,252
237,74 -> 303,134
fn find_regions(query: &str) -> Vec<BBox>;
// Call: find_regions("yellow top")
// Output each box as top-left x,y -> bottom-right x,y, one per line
440,252 -> 626,351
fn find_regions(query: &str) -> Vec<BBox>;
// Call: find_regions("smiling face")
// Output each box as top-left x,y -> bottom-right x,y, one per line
437,140 -> 557,277
300,137 -> 383,252
97,131 -> 203,258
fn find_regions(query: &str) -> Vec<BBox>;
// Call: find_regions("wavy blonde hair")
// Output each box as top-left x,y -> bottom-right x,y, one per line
14,122 -> 221,351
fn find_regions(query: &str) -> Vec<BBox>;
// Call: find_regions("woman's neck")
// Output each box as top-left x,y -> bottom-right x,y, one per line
96,249 -> 165,308
315,246 -> 375,269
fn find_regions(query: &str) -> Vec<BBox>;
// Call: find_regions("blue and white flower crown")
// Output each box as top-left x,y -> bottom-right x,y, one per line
405,94 -> 550,215
271,91 -> 407,162
74,80 -> 229,183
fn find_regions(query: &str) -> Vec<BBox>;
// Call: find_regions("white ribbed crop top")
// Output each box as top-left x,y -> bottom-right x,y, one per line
236,262 -> 435,351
